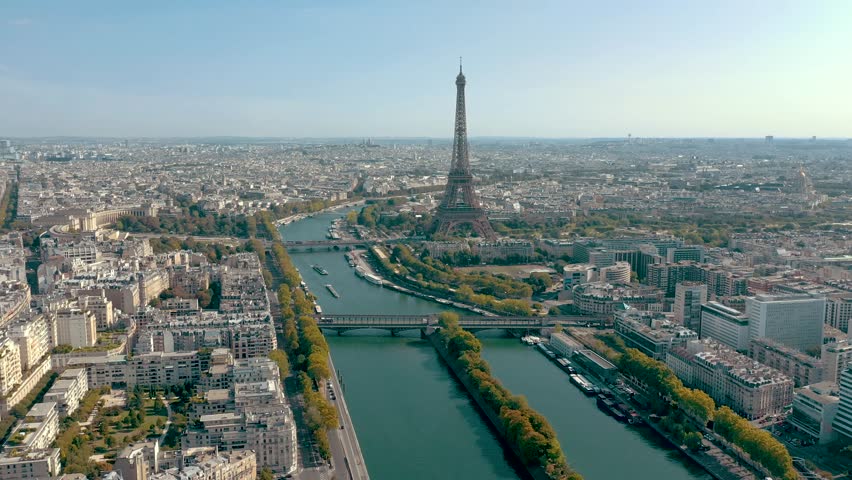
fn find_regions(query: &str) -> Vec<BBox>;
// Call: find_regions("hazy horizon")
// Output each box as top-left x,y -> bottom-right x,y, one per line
2,1 -> 851,138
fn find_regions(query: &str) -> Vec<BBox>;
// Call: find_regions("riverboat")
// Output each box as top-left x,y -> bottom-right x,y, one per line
520,335 -> 542,345
325,284 -> 340,298
314,304 -> 323,314
597,395 -> 628,422
364,273 -> 383,286
312,265 -> 329,275
569,374 -> 596,396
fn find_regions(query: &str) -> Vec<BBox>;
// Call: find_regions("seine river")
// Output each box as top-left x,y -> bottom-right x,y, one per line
281,209 -> 710,480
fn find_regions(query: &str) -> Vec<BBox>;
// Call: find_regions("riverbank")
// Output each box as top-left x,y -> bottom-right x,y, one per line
275,200 -> 366,226
281,208 -> 710,480
326,352 -> 369,480
563,329 -> 758,480
428,326 -> 580,480
353,248 -> 497,317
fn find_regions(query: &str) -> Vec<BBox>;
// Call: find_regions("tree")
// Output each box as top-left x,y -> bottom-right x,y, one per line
269,349 -> 290,377
259,468 -> 275,480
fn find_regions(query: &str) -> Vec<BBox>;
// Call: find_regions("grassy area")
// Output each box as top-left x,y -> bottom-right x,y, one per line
455,264 -> 555,278
90,398 -> 168,452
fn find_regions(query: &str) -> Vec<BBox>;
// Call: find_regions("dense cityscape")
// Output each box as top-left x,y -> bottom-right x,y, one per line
1,3 -> 852,480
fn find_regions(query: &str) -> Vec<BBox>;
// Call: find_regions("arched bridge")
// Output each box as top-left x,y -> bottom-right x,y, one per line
316,314 -> 608,336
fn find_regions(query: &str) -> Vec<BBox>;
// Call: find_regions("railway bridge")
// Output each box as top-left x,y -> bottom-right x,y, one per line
315,314 -> 608,336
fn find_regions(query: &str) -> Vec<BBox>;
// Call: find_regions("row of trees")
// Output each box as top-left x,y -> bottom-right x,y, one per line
395,246 -> 533,299
265,232 -> 338,461
117,197 -> 340,239
0,181 -> 18,230
370,245 -> 533,315
147,235 -> 263,265
350,199 -> 431,236
612,345 -> 796,480
455,285 -> 532,316
436,313 -> 581,480
54,386 -> 112,477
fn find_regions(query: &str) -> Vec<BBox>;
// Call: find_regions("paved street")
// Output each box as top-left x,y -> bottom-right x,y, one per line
325,353 -> 369,480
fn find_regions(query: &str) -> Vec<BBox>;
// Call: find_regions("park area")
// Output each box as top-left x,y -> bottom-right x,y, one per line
56,386 -> 177,477
455,264 -> 556,279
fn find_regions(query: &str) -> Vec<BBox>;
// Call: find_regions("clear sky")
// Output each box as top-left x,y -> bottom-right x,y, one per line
1,0 -> 850,138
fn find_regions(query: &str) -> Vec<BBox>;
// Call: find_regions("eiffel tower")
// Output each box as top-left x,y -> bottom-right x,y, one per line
434,60 -> 496,240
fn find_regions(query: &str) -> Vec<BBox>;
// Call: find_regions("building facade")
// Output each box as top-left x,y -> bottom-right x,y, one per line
699,302 -> 751,352
667,339 -> 794,419
673,281 -> 707,332
747,293 -> 825,354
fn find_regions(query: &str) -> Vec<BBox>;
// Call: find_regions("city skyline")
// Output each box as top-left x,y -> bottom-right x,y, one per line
2,1 -> 851,138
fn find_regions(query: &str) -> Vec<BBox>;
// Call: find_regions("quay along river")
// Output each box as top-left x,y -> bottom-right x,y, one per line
281,208 -> 710,480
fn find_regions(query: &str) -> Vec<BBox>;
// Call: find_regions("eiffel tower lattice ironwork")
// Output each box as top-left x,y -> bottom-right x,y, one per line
434,60 -> 496,240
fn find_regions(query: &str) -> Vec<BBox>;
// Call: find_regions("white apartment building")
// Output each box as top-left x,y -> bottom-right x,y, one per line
822,339 -> 852,384
55,308 -> 97,348
78,294 -> 115,329
3,402 -> 59,452
43,368 -> 89,417
8,316 -> 50,371
747,293 -> 825,353
0,337 -> 22,397
667,339 -> 794,419
700,302 -> 751,352
790,381 -> 840,444
0,448 -> 61,480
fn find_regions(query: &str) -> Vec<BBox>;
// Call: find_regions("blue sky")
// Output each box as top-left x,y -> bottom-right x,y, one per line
1,1 -> 850,138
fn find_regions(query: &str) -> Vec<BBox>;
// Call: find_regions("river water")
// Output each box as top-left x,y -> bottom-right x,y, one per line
281,209 -> 710,480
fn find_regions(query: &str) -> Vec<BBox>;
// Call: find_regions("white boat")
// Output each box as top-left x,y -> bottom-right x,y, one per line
364,273 -> 383,286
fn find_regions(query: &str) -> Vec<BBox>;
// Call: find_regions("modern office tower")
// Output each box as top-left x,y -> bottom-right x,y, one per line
699,301 -> 751,351
435,61 -> 495,239
747,293 -> 825,354
832,366 -> 852,442
673,282 -> 707,331
790,381 -> 840,445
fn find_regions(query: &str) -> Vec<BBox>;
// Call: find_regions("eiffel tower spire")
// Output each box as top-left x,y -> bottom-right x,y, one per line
435,62 -> 495,240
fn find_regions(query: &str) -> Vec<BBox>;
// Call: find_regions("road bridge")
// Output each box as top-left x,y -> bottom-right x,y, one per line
282,237 -> 413,251
316,314 -> 608,336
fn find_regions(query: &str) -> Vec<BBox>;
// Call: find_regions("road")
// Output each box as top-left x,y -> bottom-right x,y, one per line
125,232 -> 245,246
325,353 -> 370,480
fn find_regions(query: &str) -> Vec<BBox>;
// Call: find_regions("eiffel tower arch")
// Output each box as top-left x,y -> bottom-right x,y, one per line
434,61 -> 496,240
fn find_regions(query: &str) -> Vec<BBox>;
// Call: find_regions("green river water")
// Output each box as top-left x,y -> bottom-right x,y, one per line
281,209 -> 710,480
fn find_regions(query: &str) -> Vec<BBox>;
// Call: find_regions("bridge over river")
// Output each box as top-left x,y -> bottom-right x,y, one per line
316,313 -> 609,336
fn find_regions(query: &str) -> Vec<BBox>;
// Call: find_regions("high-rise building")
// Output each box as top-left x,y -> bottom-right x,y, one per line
699,302 -> 751,352
55,308 -> 97,348
673,282 -> 707,331
747,294 -> 825,354
822,340 -> 852,384
832,366 -> 852,443
435,61 -> 495,239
